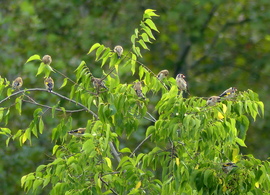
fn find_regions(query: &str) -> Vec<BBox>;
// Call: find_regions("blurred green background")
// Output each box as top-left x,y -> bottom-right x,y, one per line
1,0 -> 270,194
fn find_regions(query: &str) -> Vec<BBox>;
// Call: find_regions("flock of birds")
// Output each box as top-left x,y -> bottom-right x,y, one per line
10,45 -> 238,173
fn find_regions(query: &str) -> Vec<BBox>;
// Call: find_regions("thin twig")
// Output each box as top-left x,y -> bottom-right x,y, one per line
130,133 -> 153,157
0,88 -> 98,119
52,67 -> 96,95
146,111 -> 157,122
143,116 -> 156,123
22,99 -> 86,113
99,176 -> 118,195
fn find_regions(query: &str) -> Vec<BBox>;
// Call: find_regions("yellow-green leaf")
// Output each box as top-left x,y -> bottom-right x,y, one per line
25,54 -> 41,63
87,43 -> 101,54
144,19 -> 159,32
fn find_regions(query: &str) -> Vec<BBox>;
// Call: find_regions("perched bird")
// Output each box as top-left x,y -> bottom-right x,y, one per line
222,162 -> 238,174
207,96 -> 221,106
176,74 -> 188,92
44,77 -> 54,92
133,81 -> 145,99
12,77 -> 23,90
91,77 -> 108,92
42,55 -> 52,65
157,70 -> 169,80
68,128 -> 86,137
219,87 -> 237,99
114,45 -> 123,59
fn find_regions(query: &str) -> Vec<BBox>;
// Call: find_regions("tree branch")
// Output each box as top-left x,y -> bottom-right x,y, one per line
22,99 -> 86,113
99,176 -> 118,195
0,88 -> 99,119
130,133 -> 152,157
109,141 -> 121,163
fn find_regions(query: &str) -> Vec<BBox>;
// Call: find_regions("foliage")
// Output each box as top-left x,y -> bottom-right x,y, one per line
0,8 -> 269,195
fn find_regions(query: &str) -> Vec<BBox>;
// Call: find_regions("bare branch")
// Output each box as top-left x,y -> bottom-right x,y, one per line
130,133 -> 152,157
109,141 -> 121,163
99,176 -> 118,195
22,99 -> 86,113
0,88 -> 98,119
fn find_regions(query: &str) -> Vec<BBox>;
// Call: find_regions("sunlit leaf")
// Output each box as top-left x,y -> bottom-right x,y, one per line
87,43 -> 101,54
25,54 -> 41,63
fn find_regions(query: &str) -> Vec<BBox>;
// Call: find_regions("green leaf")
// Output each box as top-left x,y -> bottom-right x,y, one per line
75,60 -> 86,72
59,78 -> 68,89
138,39 -> 149,50
36,63 -> 46,76
15,97 -> 22,115
119,148 -> 131,153
138,65 -> 145,80
131,53 -> 137,75
52,145 -> 59,155
39,118 -> 44,134
95,45 -> 105,61
236,115 -> 249,140
82,139 -> 95,155
144,19 -> 159,32
7,88 -> 12,97
257,101 -> 264,117
87,43 -> 101,54
236,137 -> 247,147
25,54 -> 41,63
101,49 -> 111,67
141,33 -> 152,43
0,108 -> 4,122
131,34 -> 136,45
144,9 -> 159,16
134,28 -> 139,38
142,25 -> 156,40
5,137 -> 11,147
0,127 -> 11,135
36,165 -> 46,172
203,170 -> 212,187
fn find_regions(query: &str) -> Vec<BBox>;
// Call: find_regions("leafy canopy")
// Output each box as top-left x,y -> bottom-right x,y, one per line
0,9 -> 269,195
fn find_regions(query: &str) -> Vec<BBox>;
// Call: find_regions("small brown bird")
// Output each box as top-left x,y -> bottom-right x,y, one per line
68,128 -> 86,137
207,96 -> 221,106
91,77 -> 108,92
12,77 -> 23,90
42,55 -> 52,65
176,74 -> 188,92
222,162 -> 237,174
133,81 -> 145,99
219,87 -> 237,99
44,77 -> 54,92
157,70 -> 169,80
114,45 -> 123,59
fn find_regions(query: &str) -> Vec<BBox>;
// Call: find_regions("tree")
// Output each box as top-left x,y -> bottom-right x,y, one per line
1,8 -> 269,195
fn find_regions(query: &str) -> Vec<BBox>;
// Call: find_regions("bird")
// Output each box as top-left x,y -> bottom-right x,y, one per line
176,73 -> 188,93
91,77 -> 108,92
12,77 -> 23,90
44,77 -> 54,92
219,87 -> 237,99
157,70 -> 169,80
133,81 -> 145,99
222,162 -> 238,174
207,96 -> 221,106
114,45 -> 123,59
42,55 -> 52,65
68,128 -> 86,137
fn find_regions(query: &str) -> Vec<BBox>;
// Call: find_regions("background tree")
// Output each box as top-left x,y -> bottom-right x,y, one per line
1,1 -> 270,194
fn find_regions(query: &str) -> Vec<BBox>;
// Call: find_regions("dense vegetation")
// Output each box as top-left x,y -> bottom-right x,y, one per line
1,1 -> 270,194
